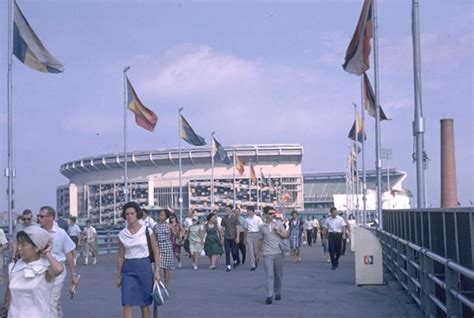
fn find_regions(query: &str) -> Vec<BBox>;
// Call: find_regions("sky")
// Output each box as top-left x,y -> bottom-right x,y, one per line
0,0 -> 472,214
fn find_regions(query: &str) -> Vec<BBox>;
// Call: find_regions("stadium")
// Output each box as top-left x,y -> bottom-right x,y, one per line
57,144 -> 410,225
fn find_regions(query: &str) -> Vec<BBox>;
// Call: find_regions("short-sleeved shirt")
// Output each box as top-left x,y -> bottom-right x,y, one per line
304,220 -> 313,230
311,219 -> 320,228
68,224 -> 81,237
139,216 -> 157,230
118,225 -> 149,259
83,226 -> 97,243
245,215 -> 263,233
238,216 -> 246,232
258,221 -> 285,255
48,222 -> 76,262
220,215 -> 239,240
0,229 -> 8,245
325,216 -> 347,233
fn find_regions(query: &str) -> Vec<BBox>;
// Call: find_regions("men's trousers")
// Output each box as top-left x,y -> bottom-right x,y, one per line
224,239 -> 238,266
305,229 -> 313,246
263,253 -> 283,297
51,264 -> 67,318
328,232 -> 343,268
246,232 -> 260,268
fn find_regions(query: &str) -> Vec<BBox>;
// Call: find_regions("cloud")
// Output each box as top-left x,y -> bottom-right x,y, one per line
122,44 -> 355,142
143,46 -> 260,97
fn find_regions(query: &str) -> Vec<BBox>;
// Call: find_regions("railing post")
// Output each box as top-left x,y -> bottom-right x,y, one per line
445,261 -> 461,318
396,237 -> 404,284
406,246 -> 416,301
107,231 -> 111,254
420,250 -> 437,317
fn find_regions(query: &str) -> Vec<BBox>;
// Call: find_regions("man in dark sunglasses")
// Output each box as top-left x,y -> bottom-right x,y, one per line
256,206 -> 289,305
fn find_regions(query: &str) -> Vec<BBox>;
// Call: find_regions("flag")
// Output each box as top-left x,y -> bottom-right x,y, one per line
126,76 -> 158,132
250,164 -> 257,185
363,72 -> 388,120
260,169 -> 266,182
342,0 -> 373,76
348,110 -> 366,142
349,146 -> 358,181
281,191 -> 292,203
180,114 -> 206,146
211,136 -> 231,165
13,0 -> 64,73
236,156 -> 245,176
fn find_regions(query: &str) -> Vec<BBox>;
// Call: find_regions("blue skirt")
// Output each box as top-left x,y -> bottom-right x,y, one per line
121,258 -> 153,306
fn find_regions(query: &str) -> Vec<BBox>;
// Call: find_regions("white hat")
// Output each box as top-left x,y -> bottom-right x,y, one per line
22,226 -> 51,250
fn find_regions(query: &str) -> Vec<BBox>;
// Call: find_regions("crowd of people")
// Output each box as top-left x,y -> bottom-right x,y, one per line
0,204 -> 355,317
0,207 -> 97,317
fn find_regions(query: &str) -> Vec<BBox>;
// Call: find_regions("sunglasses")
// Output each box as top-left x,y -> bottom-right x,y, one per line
38,214 -> 50,218
23,218 -> 32,221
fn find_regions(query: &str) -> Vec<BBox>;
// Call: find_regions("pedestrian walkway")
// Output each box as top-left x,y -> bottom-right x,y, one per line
1,245 -> 422,317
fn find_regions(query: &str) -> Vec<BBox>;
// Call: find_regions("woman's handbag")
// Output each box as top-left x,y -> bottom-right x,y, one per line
183,239 -> 190,254
145,229 -> 155,263
152,281 -> 169,306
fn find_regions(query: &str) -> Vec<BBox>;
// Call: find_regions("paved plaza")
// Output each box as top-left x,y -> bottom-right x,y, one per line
1,245 -> 422,318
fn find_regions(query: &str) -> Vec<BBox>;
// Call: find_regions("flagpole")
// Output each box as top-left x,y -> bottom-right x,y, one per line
6,0 -> 14,235
248,160 -> 252,211
256,167 -> 260,213
372,0 -> 383,229
352,103 -> 360,222
178,108 -> 184,223
412,0 -> 426,209
360,77 -> 368,225
233,149 -> 236,208
211,132 -> 215,212
123,67 -> 130,203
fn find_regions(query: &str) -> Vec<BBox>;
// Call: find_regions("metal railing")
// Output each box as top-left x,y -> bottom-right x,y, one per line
378,208 -> 474,318
2,229 -> 121,265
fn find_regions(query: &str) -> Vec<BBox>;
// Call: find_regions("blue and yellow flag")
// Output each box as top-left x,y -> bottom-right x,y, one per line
13,0 -> 64,73
348,110 -> 366,142
363,72 -> 388,121
342,0 -> 373,76
212,136 -> 231,165
126,76 -> 158,132
180,114 -> 206,146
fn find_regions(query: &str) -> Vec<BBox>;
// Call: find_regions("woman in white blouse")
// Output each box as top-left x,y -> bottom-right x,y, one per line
116,202 -> 160,318
9,226 -> 64,317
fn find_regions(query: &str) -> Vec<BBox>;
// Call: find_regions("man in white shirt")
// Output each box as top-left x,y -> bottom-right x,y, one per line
39,206 -> 79,318
323,207 -> 347,270
244,206 -> 263,271
303,217 -> 314,246
311,216 -> 320,244
139,208 -> 157,229
83,220 -> 97,265
68,217 -> 81,265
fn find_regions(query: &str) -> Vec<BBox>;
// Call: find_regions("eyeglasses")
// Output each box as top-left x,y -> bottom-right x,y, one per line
23,218 -> 32,221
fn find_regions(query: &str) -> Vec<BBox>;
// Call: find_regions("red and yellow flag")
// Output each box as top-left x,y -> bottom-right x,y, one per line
126,76 -> 158,132
250,164 -> 257,184
236,156 -> 245,176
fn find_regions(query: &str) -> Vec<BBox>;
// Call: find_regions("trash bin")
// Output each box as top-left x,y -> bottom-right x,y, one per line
354,227 -> 384,285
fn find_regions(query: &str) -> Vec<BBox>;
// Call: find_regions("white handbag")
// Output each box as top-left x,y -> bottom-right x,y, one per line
152,281 -> 169,306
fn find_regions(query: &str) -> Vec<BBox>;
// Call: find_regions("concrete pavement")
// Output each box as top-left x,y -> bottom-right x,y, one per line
1,244 -> 423,317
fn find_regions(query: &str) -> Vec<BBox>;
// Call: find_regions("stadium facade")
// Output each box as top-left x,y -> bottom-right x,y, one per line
57,144 -> 410,225
58,144 -> 304,224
